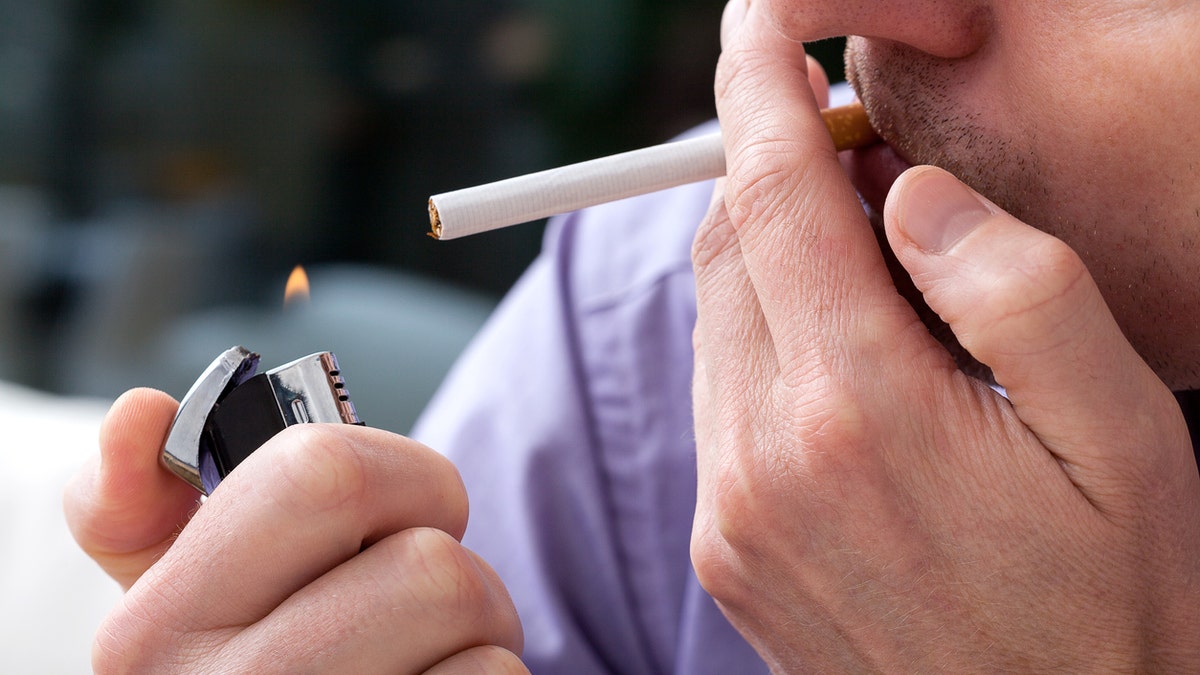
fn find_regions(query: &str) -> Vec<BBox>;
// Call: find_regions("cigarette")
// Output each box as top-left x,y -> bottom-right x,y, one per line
428,102 -> 877,240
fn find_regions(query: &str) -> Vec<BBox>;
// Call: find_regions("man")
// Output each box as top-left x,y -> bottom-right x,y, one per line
67,0 -> 1200,671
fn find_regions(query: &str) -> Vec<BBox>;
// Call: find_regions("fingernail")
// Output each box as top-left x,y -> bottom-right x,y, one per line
897,167 -> 994,253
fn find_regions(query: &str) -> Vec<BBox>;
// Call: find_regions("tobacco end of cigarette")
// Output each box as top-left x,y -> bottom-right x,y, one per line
428,198 -> 443,239
822,102 -> 879,152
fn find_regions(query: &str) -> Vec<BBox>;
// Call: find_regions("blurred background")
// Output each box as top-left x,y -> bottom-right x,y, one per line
0,0 -> 845,434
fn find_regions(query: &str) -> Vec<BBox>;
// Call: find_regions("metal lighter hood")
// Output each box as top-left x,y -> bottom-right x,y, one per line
162,346 -> 361,495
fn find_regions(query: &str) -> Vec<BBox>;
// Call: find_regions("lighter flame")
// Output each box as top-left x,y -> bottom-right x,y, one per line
284,265 -> 310,307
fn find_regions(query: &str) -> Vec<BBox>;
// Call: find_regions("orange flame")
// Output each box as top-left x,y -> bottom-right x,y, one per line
284,265 -> 310,307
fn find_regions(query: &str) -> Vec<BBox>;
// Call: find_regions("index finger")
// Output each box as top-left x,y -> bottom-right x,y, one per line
716,5 -> 909,370
128,423 -> 468,632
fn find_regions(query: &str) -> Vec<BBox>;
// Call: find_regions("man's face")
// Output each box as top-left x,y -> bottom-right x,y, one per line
761,1 -> 1200,389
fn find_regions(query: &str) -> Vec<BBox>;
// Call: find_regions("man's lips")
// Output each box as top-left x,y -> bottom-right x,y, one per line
842,140 -> 915,215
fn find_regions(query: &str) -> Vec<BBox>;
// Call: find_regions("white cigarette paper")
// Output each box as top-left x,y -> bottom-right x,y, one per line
429,103 -> 876,240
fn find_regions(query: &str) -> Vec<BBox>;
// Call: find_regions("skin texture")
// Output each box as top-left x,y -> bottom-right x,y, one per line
66,0 -> 1200,671
65,389 -> 525,674
841,3 -> 1200,389
690,0 -> 1200,671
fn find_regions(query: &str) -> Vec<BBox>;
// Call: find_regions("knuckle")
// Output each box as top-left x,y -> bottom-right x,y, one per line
92,607 -> 143,674
792,392 -> 874,468
261,425 -> 472,541
979,236 -> 1093,338
92,593 -> 194,673
95,599 -> 155,661
266,424 -> 369,515
692,388 -> 874,606
418,528 -> 488,603
691,442 -> 782,604
709,457 -> 767,551
715,44 -> 828,236
438,473 -> 472,540
1017,236 -> 1089,301
691,210 -> 738,270
406,449 -> 471,538
725,142 -> 809,228
690,505 -> 750,607
393,528 -> 520,645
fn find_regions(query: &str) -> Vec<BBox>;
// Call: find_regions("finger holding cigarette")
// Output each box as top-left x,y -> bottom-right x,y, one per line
428,102 -> 878,240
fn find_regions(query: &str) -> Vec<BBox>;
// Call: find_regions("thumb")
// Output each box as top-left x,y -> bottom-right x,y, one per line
884,166 -> 1189,492
64,388 -> 200,590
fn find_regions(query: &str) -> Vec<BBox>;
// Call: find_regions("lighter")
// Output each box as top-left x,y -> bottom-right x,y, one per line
161,346 -> 362,495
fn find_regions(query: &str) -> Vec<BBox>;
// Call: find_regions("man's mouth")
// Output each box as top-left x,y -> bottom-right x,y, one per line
839,50 -> 918,216
838,127 -> 991,380
841,139 -> 914,216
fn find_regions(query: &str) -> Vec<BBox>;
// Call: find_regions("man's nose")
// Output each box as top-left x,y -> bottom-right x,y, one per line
764,0 -> 990,59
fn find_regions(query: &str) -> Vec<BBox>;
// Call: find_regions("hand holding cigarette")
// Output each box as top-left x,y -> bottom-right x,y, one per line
427,102 -> 877,240
689,1 -> 1200,670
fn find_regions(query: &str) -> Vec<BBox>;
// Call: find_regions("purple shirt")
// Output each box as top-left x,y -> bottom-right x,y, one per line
412,124 -> 768,674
